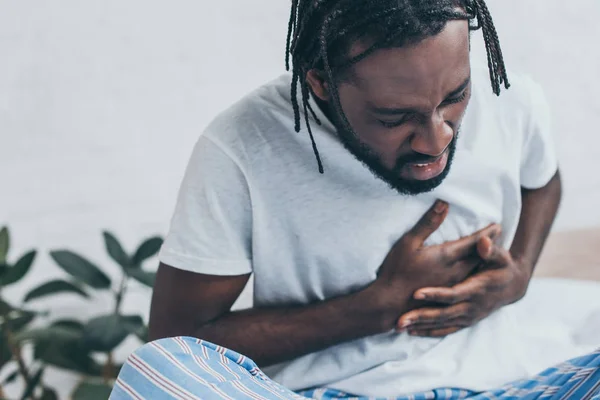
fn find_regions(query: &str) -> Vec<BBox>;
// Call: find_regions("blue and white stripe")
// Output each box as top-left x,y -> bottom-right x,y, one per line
110,337 -> 600,400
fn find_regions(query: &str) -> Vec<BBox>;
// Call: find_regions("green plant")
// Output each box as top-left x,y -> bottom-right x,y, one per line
0,226 -> 57,400
0,226 -> 162,400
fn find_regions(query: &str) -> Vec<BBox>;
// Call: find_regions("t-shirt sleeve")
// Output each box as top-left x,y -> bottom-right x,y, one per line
519,78 -> 559,189
159,135 -> 253,275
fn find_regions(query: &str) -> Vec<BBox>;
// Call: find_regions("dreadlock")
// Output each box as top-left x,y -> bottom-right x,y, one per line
286,0 -> 510,174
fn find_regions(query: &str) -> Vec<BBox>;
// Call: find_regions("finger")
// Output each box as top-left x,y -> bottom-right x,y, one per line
414,274 -> 488,303
476,236 -> 494,258
477,239 -> 512,266
408,317 -> 472,333
439,223 -> 502,263
406,200 -> 449,244
397,303 -> 471,330
452,256 -> 483,280
408,326 -> 463,338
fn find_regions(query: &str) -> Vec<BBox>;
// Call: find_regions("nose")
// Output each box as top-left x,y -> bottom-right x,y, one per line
409,113 -> 454,157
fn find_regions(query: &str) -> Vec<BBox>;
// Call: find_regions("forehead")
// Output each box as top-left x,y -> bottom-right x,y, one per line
345,20 -> 471,104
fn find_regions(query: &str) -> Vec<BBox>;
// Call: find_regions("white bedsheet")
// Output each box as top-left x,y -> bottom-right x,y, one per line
324,277 -> 600,397
512,277 -> 600,349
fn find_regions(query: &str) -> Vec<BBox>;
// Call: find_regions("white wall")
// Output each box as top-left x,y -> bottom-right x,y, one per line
1,1 -> 599,398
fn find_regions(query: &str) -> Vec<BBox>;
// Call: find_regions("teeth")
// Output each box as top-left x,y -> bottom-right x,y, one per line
415,163 -> 430,167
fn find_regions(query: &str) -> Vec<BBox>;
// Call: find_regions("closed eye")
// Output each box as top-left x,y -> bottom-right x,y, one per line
375,85 -> 469,129
377,114 -> 410,129
442,88 -> 469,105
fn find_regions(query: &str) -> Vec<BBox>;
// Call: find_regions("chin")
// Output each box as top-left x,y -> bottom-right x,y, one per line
387,169 -> 451,195
352,143 -> 457,196
335,124 -> 459,195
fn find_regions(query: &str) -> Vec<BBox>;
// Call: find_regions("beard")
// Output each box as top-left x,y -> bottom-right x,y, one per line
335,123 -> 458,196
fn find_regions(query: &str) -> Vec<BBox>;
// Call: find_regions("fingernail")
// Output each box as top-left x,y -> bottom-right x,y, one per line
434,201 -> 447,214
414,293 -> 427,300
400,320 -> 413,329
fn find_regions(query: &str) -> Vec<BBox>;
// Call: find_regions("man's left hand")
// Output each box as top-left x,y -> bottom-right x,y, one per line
396,236 -> 532,338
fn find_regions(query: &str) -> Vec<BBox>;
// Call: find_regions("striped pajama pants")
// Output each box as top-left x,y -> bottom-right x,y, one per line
110,337 -> 600,400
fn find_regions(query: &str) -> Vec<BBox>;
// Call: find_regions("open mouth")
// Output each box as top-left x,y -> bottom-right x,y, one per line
400,151 -> 449,181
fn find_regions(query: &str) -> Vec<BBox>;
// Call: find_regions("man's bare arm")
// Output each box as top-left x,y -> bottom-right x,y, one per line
149,264 -> 387,367
510,170 -> 562,277
149,203 -> 499,367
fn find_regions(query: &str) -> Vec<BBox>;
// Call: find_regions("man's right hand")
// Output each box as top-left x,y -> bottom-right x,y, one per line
150,199 -> 501,367
370,200 -> 502,331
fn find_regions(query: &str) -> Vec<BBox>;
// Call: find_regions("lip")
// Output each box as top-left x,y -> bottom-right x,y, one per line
399,151 -> 449,181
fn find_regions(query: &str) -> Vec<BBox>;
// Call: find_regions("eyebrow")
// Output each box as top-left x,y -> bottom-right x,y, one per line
369,76 -> 471,116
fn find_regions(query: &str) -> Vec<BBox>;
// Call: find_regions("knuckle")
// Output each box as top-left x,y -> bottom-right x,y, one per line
423,217 -> 438,232
438,313 -> 451,323
479,275 -> 493,288
456,319 -> 471,328
465,304 -> 477,317
450,307 -> 464,319
439,247 -> 452,263
401,232 -> 418,247
446,291 -> 459,304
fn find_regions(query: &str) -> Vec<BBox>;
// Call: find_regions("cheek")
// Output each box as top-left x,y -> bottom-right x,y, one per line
348,115 -> 413,166
337,94 -> 412,159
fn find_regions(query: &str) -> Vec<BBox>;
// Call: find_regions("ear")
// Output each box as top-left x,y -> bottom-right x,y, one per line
306,69 -> 330,102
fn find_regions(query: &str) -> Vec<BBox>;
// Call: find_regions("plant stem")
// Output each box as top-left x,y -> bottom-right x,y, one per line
102,274 -> 129,386
4,330 -> 35,399
102,352 -> 115,384
114,274 -> 128,314
5,332 -> 30,382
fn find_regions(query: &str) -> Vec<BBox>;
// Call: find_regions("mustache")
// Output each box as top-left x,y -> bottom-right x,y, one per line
394,135 -> 458,169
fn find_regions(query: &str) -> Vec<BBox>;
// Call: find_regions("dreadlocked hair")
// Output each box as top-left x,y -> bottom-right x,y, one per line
285,0 -> 510,174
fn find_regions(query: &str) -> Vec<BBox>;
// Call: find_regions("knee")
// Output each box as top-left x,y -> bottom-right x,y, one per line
111,337 -> 217,399
123,337 -> 205,368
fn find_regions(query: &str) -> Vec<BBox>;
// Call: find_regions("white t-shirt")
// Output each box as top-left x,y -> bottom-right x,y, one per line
159,64 -> 593,396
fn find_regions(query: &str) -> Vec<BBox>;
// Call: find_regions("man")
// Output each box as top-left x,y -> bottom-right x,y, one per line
111,0 -> 600,399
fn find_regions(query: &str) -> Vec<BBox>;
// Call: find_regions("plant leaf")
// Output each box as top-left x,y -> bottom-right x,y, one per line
50,251 -> 111,289
0,298 -> 12,315
2,368 -> 18,385
0,227 -> 9,264
103,231 -> 131,270
132,237 -> 163,266
40,388 -> 59,400
20,366 -> 44,400
134,325 -> 149,343
1,309 -> 37,332
0,263 -> 7,279
0,251 -> 36,287
121,315 -> 148,342
34,339 -> 102,376
29,324 -> 103,376
15,326 -> 83,344
82,315 -> 130,352
126,269 -> 156,287
0,336 -> 12,370
51,319 -> 84,332
24,280 -> 89,303
72,381 -> 113,400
